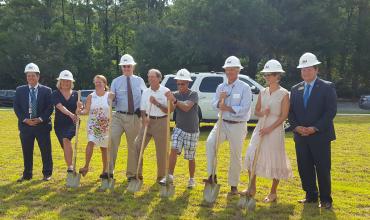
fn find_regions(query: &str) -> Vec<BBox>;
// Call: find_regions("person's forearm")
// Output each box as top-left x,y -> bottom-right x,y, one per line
57,105 -> 74,117
176,101 -> 193,112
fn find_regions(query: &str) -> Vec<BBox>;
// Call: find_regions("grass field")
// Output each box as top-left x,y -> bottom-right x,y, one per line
0,110 -> 369,219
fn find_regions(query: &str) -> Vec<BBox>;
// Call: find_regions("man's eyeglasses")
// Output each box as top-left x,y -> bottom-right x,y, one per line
122,65 -> 132,69
177,83 -> 186,86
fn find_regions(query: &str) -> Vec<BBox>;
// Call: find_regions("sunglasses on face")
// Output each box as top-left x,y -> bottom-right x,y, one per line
177,83 -> 186,86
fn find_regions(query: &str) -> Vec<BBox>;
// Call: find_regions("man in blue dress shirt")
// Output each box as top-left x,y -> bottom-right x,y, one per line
110,54 -> 147,180
204,56 -> 252,195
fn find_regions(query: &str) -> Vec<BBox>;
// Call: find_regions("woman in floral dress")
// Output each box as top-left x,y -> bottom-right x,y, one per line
78,75 -> 114,178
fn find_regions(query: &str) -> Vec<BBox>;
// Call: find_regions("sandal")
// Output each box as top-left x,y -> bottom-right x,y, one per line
263,193 -> 277,203
79,167 -> 89,177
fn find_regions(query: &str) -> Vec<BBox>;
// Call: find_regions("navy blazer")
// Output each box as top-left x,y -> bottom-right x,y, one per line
288,78 -> 337,143
13,84 -> 53,132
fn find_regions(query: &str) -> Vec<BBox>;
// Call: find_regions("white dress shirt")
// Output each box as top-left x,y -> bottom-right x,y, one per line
140,85 -> 170,117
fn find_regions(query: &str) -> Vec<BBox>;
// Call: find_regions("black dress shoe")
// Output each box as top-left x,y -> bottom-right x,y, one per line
298,198 -> 318,203
319,201 -> 332,209
43,175 -> 52,181
17,176 -> 32,182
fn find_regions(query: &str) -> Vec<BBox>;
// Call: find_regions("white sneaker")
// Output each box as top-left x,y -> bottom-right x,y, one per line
159,175 -> 174,185
187,178 -> 195,188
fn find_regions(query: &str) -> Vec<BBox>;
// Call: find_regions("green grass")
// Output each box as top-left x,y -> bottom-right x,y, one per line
0,110 -> 369,219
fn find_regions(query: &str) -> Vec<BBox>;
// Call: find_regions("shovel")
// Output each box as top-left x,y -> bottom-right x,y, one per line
203,98 -> 224,203
238,115 -> 267,211
127,104 -> 153,193
66,90 -> 82,188
100,96 -> 115,191
160,100 -> 175,198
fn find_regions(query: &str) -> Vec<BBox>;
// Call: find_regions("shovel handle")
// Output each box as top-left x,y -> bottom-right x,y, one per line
105,93 -> 114,175
72,90 -> 81,173
164,100 -> 171,179
135,103 -> 152,180
247,115 -> 267,191
211,98 -> 224,181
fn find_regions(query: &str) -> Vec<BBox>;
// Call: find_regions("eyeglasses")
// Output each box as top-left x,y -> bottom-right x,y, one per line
177,83 -> 186,86
122,65 -> 132,69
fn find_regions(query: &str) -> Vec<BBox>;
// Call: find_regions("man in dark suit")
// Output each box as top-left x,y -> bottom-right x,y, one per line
13,63 -> 54,182
288,52 -> 337,209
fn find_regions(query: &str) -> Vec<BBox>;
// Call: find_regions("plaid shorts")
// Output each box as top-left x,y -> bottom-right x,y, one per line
171,127 -> 199,160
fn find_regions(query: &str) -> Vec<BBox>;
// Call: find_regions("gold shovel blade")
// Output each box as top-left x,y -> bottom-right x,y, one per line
203,183 -> 220,203
127,179 -> 143,193
66,172 -> 81,188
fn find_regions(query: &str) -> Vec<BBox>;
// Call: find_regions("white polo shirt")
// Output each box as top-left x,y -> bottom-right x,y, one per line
140,85 -> 170,117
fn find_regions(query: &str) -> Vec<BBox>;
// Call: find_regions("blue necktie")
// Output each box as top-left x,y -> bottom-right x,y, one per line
303,84 -> 311,108
30,88 -> 37,118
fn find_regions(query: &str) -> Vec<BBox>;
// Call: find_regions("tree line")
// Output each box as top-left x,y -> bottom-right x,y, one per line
0,0 -> 369,98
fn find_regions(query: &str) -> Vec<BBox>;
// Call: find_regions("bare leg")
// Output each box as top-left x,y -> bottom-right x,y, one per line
168,149 -> 178,175
62,138 -> 73,168
188,159 -> 195,178
79,141 -> 95,176
241,170 -> 257,196
270,179 -> 279,194
100,147 -> 107,174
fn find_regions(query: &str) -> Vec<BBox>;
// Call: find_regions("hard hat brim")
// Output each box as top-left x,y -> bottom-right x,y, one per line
56,77 -> 75,82
119,62 -> 137,66
222,65 -> 244,69
261,69 -> 285,73
297,61 -> 321,69
174,76 -> 193,81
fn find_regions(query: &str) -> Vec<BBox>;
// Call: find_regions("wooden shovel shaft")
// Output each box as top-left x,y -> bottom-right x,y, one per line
164,100 -> 171,178
72,90 -> 81,173
135,104 -> 152,179
211,98 -> 224,182
105,94 -> 114,174
248,116 -> 267,191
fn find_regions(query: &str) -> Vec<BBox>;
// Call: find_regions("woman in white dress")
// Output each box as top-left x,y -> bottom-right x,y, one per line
78,75 -> 114,178
242,60 -> 293,202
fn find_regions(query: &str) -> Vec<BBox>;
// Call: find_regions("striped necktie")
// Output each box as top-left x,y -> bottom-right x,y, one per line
30,87 -> 37,118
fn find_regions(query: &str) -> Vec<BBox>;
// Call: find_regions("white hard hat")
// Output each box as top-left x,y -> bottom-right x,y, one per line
261,59 -> 285,73
57,70 -> 75,82
222,56 -> 244,69
24,63 -> 40,73
174,68 -> 192,81
119,54 -> 137,66
297,52 -> 321,68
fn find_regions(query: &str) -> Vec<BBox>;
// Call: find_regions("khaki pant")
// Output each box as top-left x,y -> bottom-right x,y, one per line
110,113 -> 141,177
206,120 -> 248,186
134,117 -> 168,179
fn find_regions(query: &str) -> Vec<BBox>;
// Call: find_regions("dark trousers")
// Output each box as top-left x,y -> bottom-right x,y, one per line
19,126 -> 53,178
295,140 -> 332,203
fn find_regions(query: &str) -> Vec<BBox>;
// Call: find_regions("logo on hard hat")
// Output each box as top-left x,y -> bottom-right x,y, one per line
227,60 -> 232,64
265,65 -> 270,69
180,73 -> 184,76
302,60 -> 307,63
124,59 -> 128,61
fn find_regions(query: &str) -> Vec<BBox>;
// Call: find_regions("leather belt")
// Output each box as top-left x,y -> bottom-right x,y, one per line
223,119 -> 244,124
117,111 -> 135,115
149,115 -> 167,119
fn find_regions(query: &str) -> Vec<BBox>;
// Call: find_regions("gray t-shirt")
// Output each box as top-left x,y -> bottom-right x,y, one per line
174,90 -> 199,133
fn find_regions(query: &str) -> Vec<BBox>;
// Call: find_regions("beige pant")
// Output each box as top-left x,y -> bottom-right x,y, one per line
110,113 -> 141,177
206,120 -> 248,186
134,117 -> 168,180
